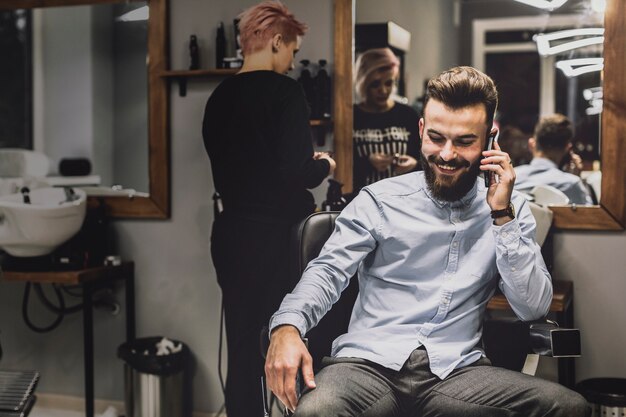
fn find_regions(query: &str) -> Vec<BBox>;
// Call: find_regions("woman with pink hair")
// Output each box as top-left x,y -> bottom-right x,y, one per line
202,2 -> 335,416
353,48 -> 420,191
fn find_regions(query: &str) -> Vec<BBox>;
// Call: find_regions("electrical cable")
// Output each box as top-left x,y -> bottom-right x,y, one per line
215,295 -> 226,416
60,284 -> 83,298
21,282 -> 85,333
22,282 -> 65,333
34,283 -> 83,314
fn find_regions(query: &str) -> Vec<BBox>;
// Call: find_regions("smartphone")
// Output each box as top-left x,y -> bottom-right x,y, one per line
483,133 -> 496,187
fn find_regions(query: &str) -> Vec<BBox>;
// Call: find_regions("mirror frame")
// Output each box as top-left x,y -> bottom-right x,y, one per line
2,0 -> 170,219
335,0 -> 625,231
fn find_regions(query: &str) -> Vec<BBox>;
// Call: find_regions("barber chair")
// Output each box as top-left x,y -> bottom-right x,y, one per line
261,211 -> 581,415
531,185 -> 570,206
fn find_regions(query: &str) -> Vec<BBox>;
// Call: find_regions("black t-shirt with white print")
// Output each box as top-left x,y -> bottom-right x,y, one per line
353,102 -> 421,191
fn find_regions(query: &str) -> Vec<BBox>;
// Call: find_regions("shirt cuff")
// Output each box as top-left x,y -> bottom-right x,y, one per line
269,310 -> 308,339
491,217 -> 522,245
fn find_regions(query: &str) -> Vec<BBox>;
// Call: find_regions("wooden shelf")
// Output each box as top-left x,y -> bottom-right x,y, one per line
1,262 -> 134,285
160,68 -> 238,78
161,69 -> 239,96
487,279 -> 572,313
310,119 -> 333,127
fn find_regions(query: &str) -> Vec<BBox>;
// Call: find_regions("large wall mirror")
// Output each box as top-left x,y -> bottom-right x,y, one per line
334,0 -> 625,231
0,0 -> 169,219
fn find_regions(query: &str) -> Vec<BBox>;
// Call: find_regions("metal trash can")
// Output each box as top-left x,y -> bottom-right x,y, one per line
118,337 -> 190,417
576,378 -> 626,417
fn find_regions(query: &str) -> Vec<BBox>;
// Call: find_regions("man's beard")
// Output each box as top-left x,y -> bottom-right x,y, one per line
421,152 -> 481,202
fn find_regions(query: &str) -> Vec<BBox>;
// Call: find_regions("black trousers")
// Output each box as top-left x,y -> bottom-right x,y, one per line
211,213 -> 299,417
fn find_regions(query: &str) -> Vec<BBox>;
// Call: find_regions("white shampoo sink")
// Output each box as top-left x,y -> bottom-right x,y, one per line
0,187 -> 87,257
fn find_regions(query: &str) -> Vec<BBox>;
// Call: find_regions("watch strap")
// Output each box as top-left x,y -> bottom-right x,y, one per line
491,202 -> 515,219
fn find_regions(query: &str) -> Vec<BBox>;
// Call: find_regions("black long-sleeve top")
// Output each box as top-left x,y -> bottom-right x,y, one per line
203,71 -> 330,223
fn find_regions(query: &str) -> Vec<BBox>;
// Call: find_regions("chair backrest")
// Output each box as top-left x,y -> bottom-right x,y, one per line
531,184 -> 570,206
528,201 -> 554,247
291,211 -> 359,367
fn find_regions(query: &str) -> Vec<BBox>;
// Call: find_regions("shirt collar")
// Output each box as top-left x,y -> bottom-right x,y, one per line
530,157 -> 558,169
417,172 -> 479,209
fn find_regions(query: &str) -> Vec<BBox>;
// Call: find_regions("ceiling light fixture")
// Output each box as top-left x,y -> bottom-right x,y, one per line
556,57 -> 604,77
513,0 -> 568,11
115,5 -> 149,22
582,86 -> 603,101
534,28 -> 604,56
590,0 -> 606,13
586,100 -> 603,115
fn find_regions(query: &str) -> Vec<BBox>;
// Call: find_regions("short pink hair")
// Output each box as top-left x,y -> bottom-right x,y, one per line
238,1 -> 308,56
354,48 -> 400,101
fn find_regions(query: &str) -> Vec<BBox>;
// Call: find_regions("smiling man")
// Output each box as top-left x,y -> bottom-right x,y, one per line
265,66 -> 590,417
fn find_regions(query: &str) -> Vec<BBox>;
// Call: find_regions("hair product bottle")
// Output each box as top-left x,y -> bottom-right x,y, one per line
297,60 -> 315,114
189,35 -> 200,70
314,59 -> 331,119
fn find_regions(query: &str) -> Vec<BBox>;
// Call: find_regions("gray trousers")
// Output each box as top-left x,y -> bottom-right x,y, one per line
293,347 -> 590,417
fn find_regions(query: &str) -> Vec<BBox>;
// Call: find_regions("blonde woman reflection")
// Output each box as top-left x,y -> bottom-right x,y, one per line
353,48 -> 420,191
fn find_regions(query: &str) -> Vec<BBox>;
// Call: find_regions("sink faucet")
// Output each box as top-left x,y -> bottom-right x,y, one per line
64,187 -> 78,202
20,187 -> 31,204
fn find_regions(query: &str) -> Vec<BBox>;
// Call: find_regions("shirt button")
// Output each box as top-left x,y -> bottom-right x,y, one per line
511,266 -> 516,272
453,242 -> 458,247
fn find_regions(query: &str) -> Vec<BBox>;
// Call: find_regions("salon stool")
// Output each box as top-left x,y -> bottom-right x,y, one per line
576,378 -> 626,417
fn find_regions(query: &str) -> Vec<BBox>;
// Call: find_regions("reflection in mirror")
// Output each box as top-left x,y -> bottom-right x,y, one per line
0,0 -> 168,219
2,3 -> 149,194
355,0 -> 603,206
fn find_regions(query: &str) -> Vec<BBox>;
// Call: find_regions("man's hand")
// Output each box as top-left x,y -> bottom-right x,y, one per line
265,325 -> 316,413
562,150 -> 583,176
480,140 -> 515,223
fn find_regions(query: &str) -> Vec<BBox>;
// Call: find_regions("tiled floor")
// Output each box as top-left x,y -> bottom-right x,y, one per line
29,408 -> 85,417
29,406 -> 120,417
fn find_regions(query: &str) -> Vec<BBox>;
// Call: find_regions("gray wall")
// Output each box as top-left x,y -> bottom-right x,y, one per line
1,1 -> 625,415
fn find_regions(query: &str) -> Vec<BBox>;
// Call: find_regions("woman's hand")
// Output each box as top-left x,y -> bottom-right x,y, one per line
315,152 -> 336,175
368,153 -> 394,172
393,154 -> 417,175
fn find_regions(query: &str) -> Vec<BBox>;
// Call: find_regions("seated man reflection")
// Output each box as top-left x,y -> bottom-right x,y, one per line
514,114 -> 593,205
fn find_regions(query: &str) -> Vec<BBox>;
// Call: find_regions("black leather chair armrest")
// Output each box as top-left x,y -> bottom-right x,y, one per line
530,321 -> 581,357
483,317 -> 581,372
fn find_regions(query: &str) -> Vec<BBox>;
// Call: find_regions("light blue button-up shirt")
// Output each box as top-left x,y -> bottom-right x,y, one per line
514,157 -> 593,205
270,171 -> 552,379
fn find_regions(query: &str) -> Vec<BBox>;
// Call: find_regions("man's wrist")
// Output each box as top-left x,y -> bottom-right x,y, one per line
270,324 -> 300,340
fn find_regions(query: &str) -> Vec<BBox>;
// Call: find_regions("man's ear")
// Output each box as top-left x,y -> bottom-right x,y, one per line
528,137 -> 536,152
418,118 -> 424,139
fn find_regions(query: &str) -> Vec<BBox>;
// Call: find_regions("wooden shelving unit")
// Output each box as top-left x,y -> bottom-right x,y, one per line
161,69 -> 333,130
160,68 -> 238,96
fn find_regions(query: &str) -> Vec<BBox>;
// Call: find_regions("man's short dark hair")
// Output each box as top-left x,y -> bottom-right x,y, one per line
424,66 -> 499,128
534,113 -> 574,151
